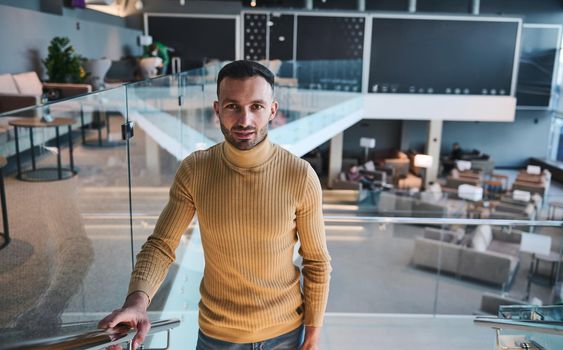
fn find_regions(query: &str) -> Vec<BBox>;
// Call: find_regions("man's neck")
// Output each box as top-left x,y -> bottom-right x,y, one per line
222,137 -> 274,168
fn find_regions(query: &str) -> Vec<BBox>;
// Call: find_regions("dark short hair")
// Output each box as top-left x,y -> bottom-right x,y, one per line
216,60 -> 274,97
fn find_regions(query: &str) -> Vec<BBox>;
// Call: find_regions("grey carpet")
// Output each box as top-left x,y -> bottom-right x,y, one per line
0,177 -> 93,335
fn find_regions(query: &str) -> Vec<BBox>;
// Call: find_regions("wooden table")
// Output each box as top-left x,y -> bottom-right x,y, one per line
9,117 -> 77,181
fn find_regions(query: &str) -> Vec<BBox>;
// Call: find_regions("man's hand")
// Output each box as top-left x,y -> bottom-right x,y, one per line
98,292 -> 151,350
300,326 -> 321,350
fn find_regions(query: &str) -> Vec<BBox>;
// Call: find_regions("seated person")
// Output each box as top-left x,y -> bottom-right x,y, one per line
442,142 -> 463,176
345,165 -> 382,205
143,41 -> 170,75
346,165 -> 386,190
451,142 -> 463,160
346,165 -> 364,182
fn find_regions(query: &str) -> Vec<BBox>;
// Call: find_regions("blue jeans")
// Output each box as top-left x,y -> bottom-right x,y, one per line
196,324 -> 305,350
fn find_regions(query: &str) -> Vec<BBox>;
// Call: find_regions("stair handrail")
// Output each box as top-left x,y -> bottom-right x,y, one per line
474,316 -> 563,335
4,318 -> 181,350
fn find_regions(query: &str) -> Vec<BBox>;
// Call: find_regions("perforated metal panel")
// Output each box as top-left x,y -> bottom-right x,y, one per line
244,13 -> 268,60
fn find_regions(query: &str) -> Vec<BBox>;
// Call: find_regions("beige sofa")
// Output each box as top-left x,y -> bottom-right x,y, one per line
412,226 -> 522,288
378,192 -> 447,217
0,71 -> 91,114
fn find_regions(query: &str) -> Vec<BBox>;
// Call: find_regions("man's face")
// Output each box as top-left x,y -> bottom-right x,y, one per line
214,76 -> 278,150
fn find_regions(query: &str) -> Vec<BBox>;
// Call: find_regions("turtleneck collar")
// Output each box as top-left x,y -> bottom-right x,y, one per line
222,136 -> 274,169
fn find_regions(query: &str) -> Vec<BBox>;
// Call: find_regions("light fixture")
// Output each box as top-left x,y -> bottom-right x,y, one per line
134,0 -> 143,10
359,137 -> 376,163
180,0 -> 186,5
414,154 -> 433,190
250,0 -> 257,7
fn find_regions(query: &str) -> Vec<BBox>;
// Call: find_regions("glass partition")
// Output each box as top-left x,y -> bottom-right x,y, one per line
134,217 -> 563,349
0,86 -> 133,341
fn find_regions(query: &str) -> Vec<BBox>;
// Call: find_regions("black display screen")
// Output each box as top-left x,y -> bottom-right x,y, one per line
368,17 -> 520,96
148,16 -> 237,70
516,26 -> 560,108
296,15 -> 365,91
269,13 -> 294,61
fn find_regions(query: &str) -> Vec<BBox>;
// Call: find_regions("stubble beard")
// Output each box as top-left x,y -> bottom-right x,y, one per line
220,122 -> 269,150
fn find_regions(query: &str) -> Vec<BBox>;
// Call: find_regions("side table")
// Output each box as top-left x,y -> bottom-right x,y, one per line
9,117 -> 77,181
532,251 -> 562,286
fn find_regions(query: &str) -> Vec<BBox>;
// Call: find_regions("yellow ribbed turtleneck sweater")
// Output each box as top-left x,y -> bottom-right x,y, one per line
128,137 -> 332,343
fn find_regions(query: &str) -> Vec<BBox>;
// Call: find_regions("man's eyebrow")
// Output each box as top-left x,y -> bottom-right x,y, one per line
221,98 -> 239,104
221,99 -> 268,104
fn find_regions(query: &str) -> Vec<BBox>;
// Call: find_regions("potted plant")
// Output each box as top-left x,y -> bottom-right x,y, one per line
43,36 -> 88,83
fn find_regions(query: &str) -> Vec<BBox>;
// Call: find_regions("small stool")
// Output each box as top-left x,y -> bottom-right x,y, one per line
548,201 -> 563,220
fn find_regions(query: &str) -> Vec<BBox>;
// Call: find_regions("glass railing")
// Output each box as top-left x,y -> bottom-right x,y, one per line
475,305 -> 563,350
0,60 -> 561,350
0,85 -> 135,343
122,219 -> 562,348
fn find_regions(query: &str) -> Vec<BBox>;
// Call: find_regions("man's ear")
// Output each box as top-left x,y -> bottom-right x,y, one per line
269,100 -> 279,121
213,100 -> 220,116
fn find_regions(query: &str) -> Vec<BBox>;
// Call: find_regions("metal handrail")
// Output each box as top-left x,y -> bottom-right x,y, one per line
4,319 -> 180,350
323,215 -> 563,227
474,316 -> 563,335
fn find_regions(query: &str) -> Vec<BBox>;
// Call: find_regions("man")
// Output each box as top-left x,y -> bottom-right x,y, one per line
451,142 -> 463,161
143,41 -> 170,75
442,142 -> 463,176
99,60 -> 332,350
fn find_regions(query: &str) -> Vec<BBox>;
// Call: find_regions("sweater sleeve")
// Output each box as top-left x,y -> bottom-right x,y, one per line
128,157 -> 196,301
295,164 -> 332,327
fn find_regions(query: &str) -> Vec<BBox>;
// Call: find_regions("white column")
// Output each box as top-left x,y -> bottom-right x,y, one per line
305,0 -> 313,10
328,132 -> 344,188
470,0 -> 480,15
408,0 -> 417,12
425,119 -> 442,187
358,0 -> 366,11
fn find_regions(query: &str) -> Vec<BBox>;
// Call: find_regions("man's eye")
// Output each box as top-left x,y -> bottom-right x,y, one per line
225,104 -> 238,110
252,104 -> 264,110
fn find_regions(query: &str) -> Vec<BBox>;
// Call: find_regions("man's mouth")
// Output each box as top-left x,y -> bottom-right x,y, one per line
233,130 -> 255,140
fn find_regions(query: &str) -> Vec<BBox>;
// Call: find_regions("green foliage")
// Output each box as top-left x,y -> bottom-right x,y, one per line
43,36 -> 88,83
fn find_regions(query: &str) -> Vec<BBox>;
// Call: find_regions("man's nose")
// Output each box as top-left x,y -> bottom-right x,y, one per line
237,108 -> 253,127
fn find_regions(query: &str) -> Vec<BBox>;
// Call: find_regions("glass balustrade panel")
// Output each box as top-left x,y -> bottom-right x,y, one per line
0,86 -> 133,346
